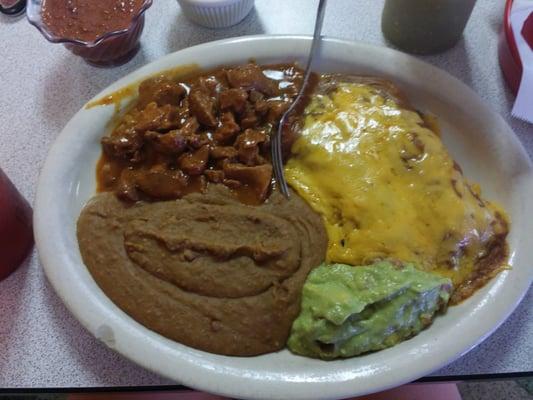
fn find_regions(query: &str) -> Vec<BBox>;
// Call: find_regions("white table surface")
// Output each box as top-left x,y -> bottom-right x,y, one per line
0,0 -> 531,389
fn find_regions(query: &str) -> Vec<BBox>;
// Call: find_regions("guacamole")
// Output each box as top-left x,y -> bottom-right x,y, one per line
288,262 -> 452,359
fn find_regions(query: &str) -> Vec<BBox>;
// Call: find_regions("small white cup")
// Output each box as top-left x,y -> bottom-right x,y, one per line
177,0 -> 255,28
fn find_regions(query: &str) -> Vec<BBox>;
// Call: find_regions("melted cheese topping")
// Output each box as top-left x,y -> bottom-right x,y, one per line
285,82 -> 508,288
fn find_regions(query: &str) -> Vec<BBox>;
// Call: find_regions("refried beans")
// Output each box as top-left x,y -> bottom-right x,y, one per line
76,185 -> 328,356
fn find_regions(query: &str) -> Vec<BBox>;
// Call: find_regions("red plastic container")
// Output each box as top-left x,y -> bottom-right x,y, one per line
0,168 -> 33,281
498,0 -> 523,95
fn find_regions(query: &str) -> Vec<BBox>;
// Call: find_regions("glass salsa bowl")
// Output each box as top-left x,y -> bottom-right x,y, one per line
26,0 -> 153,67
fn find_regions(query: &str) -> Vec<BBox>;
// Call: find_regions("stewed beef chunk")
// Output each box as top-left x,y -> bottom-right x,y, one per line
235,129 -> 267,166
205,169 -> 225,183
223,163 -> 273,202
178,145 -> 210,176
226,64 -> 279,97
133,102 -> 181,133
135,168 -> 189,199
219,88 -> 248,114
116,169 -> 140,202
145,118 -> 200,155
137,76 -> 186,108
266,100 -> 291,124
210,146 -> 238,160
240,103 -> 259,129
189,89 -> 218,127
101,129 -> 143,161
214,112 -> 240,143
198,76 -> 225,97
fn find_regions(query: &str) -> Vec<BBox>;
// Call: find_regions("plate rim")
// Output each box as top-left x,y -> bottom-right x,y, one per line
34,34 -> 533,400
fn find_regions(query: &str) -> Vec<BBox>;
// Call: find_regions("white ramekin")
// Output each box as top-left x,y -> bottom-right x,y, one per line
177,0 -> 255,28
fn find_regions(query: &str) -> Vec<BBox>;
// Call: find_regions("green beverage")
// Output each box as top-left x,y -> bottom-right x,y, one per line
382,0 -> 477,54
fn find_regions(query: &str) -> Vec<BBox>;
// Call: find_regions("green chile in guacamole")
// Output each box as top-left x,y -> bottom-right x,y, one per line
288,261 -> 452,359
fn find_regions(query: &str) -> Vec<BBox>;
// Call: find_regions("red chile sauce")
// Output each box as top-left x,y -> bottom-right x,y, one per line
42,0 -> 145,42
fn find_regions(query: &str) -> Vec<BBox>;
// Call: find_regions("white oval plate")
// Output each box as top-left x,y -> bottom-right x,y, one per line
34,36 -> 533,399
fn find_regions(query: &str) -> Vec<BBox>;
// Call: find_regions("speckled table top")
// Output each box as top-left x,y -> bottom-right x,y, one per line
0,0 -> 531,389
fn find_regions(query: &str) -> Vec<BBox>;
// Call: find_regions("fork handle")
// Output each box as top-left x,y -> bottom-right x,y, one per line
274,0 -> 328,198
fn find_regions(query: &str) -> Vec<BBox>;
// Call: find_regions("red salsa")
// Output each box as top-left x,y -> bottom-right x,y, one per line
42,0 -> 145,42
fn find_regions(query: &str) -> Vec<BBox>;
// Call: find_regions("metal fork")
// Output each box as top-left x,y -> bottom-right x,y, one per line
272,0 -> 328,198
